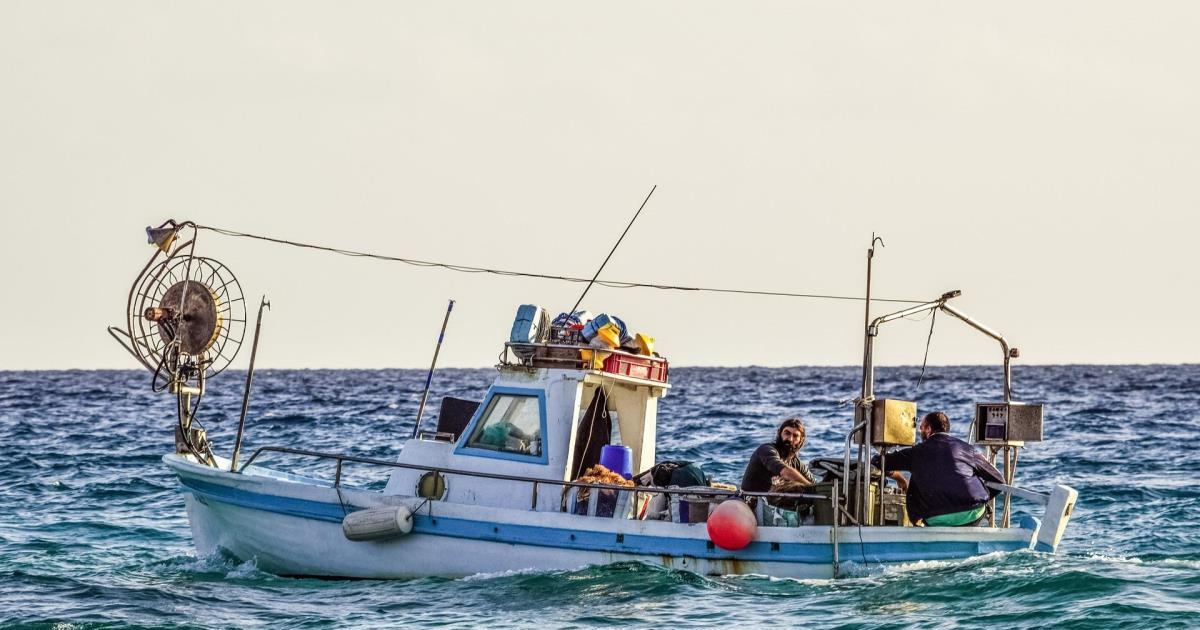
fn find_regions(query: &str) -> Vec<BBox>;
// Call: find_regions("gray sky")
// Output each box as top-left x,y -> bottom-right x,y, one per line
1,2 -> 1196,370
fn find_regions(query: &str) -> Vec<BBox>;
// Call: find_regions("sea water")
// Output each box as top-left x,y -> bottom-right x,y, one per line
1,365 -> 1198,629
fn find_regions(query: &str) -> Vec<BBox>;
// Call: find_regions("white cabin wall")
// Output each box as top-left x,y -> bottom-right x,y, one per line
605,385 -> 647,473
604,383 -> 663,475
637,386 -> 658,472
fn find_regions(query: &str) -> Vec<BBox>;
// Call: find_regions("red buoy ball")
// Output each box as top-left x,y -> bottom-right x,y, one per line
707,499 -> 757,550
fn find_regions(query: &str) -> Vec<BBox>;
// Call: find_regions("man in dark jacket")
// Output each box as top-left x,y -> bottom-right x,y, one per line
875,411 -> 1003,526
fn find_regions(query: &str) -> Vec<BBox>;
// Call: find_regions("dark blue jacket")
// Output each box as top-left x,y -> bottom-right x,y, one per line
874,433 -> 1003,523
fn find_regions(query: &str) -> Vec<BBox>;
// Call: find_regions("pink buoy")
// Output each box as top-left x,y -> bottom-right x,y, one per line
706,499 -> 757,550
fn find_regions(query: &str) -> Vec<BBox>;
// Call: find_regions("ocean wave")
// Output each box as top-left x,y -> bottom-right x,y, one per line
3,366 -> 1199,629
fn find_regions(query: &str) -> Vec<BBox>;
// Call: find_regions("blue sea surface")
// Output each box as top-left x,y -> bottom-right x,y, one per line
2,365 -> 1198,629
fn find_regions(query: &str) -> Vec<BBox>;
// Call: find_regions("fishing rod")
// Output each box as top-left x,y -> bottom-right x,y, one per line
565,185 -> 657,317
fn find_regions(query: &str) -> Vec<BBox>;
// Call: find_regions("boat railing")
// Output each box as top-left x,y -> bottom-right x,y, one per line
236,445 -> 838,524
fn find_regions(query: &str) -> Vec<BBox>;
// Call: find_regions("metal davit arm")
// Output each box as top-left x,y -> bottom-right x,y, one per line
861,292 -> 959,403
867,295 -> 1015,405
862,294 -> 1022,528
938,303 -> 1016,403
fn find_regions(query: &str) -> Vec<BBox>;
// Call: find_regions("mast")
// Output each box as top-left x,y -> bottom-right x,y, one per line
854,235 -> 883,523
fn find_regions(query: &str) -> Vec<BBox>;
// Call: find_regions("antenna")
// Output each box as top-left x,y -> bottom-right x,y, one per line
859,233 -> 884,402
566,185 -> 657,317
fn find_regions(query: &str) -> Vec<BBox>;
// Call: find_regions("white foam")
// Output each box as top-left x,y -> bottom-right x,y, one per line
724,572 -> 833,586
226,557 -> 263,579
836,550 -> 1013,579
460,566 -> 563,581
1083,553 -> 1200,570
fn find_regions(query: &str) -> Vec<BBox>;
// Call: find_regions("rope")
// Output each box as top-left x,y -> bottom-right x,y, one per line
193,223 -> 926,304
913,308 -> 938,396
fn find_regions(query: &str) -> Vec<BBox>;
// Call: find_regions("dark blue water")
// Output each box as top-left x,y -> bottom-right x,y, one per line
2,365 -> 1199,629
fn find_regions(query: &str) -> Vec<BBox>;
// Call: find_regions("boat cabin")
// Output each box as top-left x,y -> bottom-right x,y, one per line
383,345 -> 670,512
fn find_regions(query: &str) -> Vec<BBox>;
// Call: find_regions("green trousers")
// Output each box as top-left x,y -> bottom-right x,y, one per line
923,504 -> 986,527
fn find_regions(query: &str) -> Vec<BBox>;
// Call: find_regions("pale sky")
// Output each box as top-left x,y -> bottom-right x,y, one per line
1,2 -> 1196,370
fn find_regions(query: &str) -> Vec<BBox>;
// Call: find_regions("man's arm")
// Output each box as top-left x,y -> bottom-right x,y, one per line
756,445 -> 814,486
885,445 -> 915,471
971,451 -> 1005,496
872,445 -> 916,472
777,464 -> 813,485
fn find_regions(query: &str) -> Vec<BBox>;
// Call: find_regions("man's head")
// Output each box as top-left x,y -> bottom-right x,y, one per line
920,411 -> 951,441
775,417 -> 807,458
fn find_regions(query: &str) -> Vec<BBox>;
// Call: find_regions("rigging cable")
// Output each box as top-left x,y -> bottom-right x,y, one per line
192,223 -> 926,304
912,307 -> 938,397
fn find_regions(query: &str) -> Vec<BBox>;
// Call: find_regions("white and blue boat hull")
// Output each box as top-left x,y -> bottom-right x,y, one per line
167,454 -> 1043,579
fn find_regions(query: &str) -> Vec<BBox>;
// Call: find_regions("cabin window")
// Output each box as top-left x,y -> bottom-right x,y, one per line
464,394 -> 543,457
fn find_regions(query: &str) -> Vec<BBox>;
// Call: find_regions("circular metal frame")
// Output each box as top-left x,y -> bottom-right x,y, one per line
128,255 -> 247,379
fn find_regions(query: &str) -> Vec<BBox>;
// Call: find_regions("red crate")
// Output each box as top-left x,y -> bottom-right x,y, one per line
601,353 -> 668,382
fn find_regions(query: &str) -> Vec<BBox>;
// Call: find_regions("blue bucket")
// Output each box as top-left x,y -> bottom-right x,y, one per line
599,445 -> 634,479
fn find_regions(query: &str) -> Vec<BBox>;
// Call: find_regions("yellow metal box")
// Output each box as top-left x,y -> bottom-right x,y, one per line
854,399 -> 917,446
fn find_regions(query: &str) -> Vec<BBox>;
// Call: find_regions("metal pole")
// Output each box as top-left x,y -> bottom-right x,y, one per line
841,420 -> 865,522
412,299 -> 455,439
1003,446 -> 1017,527
859,236 -> 880,403
231,296 -> 269,472
858,235 -> 882,523
877,449 -> 887,525
831,479 -> 841,577
987,446 -> 998,527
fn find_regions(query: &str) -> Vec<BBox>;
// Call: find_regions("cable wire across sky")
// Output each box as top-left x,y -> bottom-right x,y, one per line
194,223 -> 927,304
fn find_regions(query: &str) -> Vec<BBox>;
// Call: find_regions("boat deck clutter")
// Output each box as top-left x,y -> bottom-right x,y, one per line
506,306 -> 668,382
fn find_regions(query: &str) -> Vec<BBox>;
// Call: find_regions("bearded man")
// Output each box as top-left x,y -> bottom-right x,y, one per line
740,417 -> 816,510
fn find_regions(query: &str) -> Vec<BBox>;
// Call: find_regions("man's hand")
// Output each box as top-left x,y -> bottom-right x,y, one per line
889,470 -> 909,492
780,465 -> 814,486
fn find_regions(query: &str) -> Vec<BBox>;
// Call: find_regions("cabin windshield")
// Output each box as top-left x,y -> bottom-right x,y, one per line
465,393 -> 543,457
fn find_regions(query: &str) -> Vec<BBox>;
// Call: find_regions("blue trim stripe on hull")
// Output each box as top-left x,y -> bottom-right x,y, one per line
177,475 -> 1027,564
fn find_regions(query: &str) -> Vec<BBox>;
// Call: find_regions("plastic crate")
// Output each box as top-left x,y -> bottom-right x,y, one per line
601,353 -> 668,382
549,325 -> 583,345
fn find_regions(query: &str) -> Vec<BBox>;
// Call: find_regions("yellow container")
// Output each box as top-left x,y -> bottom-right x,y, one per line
635,333 -> 655,356
592,323 -> 621,348
579,349 -> 611,369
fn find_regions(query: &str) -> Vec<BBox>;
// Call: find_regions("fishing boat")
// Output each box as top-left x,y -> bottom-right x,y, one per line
110,219 -> 1078,579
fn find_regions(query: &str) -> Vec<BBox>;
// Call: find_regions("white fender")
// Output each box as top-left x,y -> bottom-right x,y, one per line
342,505 -> 414,541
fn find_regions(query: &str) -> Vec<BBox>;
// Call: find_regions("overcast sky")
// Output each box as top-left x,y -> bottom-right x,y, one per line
1,2 -> 1196,370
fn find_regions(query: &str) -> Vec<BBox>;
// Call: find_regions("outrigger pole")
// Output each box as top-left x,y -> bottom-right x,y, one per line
231,296 -> 270,473
412,299 -> 456,439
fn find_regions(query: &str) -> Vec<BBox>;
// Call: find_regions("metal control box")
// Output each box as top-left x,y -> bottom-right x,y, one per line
880,493 -> 911,526
974,402 -> 1044,444
854,399 -> 918,447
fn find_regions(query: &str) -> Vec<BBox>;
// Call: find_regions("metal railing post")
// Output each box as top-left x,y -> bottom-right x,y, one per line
831,480 -> 841,577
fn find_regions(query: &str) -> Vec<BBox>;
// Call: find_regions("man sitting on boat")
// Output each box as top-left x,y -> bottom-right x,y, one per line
875,411 -> 1004,526
740,417 -> 817,511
